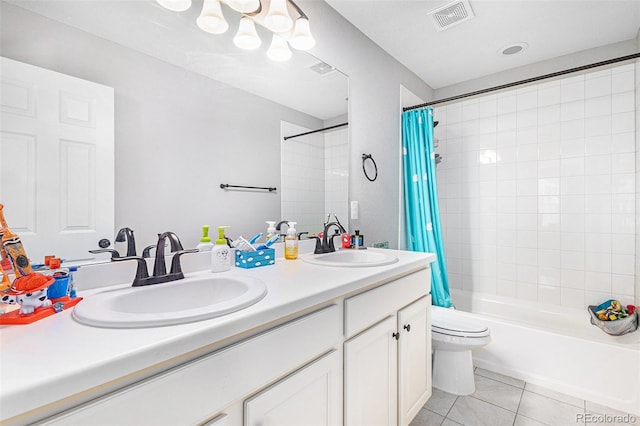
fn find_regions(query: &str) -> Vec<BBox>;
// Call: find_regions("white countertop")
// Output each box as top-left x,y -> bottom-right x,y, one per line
0,248 -> 434,423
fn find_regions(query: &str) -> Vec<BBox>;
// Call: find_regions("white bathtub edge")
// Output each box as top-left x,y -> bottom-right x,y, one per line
464,312 -> 640,417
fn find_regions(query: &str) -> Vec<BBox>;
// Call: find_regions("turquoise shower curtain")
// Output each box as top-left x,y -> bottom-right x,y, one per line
402,107 -> 452,307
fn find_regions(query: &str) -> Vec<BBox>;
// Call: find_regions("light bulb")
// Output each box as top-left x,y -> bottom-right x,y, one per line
267,34 -> 292,62
224,0 -> 261,14
196,0 -> 229,34
264,0 -> 293,33
289,17 -> 315,51
234,17 -> 262,50
156,0 -> 192,12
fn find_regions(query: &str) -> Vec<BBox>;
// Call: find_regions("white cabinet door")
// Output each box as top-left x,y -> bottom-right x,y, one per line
244,350 -> 342,426
398,296 -> 431,426
344,316 -> 398,426
0,56 -> 114,262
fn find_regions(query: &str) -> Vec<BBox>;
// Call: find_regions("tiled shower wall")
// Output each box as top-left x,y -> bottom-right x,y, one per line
324,127 -> 350,228
281,123 -> 349,234
434,63 -> 637,308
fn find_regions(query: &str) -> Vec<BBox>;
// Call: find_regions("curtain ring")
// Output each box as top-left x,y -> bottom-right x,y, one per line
362,154 -> 378,182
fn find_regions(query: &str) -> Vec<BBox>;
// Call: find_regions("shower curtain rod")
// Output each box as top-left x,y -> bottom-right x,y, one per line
283,122 -> 348,141
403,52 -> 640,112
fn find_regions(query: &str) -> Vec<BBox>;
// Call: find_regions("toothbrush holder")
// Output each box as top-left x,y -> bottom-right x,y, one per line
235,248 -> 275,269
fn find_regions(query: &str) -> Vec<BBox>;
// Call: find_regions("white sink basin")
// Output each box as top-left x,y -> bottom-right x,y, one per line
302,249 -> 398,268
73,275 -> 267,328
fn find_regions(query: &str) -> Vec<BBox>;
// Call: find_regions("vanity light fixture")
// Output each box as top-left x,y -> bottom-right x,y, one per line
264,0 -> 293,32
197,0 -> 229,34
226,0 -> 261,13
267,34 -> 292,61
155,0 -> 315,60
234,17 -> 262,50
156,0 -> 192,12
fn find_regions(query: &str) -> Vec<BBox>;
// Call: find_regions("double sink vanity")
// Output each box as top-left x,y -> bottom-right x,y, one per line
0,246 -> 435,425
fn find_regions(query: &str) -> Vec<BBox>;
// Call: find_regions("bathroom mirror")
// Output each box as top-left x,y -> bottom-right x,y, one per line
1,1 -> 348,264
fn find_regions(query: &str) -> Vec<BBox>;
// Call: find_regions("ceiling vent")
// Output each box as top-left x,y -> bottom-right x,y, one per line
427,0 -> 475,32
309,61 -> 336,75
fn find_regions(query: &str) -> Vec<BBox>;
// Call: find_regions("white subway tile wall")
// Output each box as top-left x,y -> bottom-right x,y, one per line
324,128 -> 349,229
281,123 -> 349,235
435,63 -> 637,308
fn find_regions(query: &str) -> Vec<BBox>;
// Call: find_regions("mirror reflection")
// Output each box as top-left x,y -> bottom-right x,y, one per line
0,0 -> 348,264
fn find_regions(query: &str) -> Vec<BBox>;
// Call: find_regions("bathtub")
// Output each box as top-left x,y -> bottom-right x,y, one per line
449,289 -> 640,416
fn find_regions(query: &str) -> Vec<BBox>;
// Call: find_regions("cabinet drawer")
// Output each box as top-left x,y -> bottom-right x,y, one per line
40,305 -> 341,426
344,268 -> 430,338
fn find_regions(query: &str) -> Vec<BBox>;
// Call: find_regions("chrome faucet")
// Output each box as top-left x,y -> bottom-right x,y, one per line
114,232 -> 197,287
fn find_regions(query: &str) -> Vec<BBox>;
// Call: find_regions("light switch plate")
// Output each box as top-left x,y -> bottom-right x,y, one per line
350,201 -> 358,220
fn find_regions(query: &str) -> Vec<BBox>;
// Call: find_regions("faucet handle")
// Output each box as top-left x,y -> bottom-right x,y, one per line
169,249 -> 198,276
327,234 -> 337,252
308,236 -> 323,254
113,256 -> 150,287
142,245 -> 155,258
89,249 -> 121,260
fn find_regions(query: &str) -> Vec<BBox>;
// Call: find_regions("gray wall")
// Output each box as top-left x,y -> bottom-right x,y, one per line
301,1 -> 434,248
1,3 -> 322,250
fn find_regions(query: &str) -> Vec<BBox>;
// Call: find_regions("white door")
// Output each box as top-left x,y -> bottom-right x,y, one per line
0,57 -> 114,263
398,296 -> 432,426
244,350 -> 342,426
344,315 -> 398,426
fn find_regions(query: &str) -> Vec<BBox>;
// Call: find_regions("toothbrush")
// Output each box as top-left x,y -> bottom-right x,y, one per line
249,233 -> 262,245
256,235 -> 279,250
231,236 -> 256,252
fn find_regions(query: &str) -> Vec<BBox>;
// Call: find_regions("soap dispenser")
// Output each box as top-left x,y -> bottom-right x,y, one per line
265,221 -> 277,241
211,226 -> 231,272
196,225 -> 214,252
284,221 -> 299,260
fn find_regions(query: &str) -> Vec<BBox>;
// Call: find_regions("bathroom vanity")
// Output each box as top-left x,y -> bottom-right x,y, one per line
0,249 -> 434,425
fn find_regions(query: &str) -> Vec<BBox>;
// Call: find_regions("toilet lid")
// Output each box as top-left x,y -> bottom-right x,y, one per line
432,310 -> 489,337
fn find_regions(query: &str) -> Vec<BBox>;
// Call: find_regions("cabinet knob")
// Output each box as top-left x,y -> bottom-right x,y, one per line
403,324 -> 411,332
392,332 -> 399,340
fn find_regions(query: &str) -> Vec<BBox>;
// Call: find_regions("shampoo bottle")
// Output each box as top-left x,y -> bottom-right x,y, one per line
196,225 -> 214,251
211,226 -> 231,272
284,221 -> 299,260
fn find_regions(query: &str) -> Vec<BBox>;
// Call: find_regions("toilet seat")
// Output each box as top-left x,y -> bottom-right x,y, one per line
432,310 -> 490,338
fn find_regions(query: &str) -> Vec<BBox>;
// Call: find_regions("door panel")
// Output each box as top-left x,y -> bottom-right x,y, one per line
0,57 -> 114,262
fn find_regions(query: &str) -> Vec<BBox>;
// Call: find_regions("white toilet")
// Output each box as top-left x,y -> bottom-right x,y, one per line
431,306 -> 491,395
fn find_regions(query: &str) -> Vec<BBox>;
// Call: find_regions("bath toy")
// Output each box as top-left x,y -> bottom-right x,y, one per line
1,273 -> 54,314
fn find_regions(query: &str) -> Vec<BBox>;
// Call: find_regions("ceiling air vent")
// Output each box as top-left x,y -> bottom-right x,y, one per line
309,61 -> 336,75
427,0 -> 475,32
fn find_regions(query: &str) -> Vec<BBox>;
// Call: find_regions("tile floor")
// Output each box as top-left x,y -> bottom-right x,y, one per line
410,368 -> 639,426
